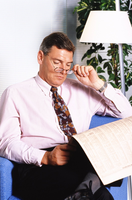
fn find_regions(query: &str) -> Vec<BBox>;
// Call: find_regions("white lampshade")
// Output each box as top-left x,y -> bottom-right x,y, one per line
80,11 -> 132,44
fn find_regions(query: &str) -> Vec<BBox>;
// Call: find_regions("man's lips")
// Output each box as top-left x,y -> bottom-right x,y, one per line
56,75 -> 65,79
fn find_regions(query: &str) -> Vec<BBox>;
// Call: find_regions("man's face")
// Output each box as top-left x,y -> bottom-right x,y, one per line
38,46 -> 73,87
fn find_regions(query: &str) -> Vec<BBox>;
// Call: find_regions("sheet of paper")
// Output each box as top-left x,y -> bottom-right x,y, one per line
73,116 -> 132,185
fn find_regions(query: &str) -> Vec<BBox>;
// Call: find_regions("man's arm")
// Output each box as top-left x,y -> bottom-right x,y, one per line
72,64 -> 132,118
0,88 -> 45,166
0,87 -> 77,167
73,64 -> 106,91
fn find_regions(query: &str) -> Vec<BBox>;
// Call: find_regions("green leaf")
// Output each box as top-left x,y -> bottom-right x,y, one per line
107,65 -> 112,75
125,84 -> 128,92
126,72 -> 130,80
97,66 -> 105,73
129,96 -> 132,106
109,82 -> 118,88
86,57 -> 98,70
98,75 -> 106,81
98,54 -> 103,63
108,73 -> 115,81
103,62 -> 111,69
81,2 -> 88,7
77,7 -> 87,12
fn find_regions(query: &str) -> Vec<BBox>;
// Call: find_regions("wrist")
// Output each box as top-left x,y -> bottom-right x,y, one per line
41,151 -> 50,165
93,79 -> 105,91
98,81 -> 107,93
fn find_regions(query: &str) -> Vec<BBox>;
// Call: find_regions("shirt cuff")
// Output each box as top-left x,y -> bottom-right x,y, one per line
101,84 -> 124,112
30,148 -> 46,167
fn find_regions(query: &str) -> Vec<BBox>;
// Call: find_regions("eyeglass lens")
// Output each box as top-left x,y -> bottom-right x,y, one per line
54,62 -> 74,74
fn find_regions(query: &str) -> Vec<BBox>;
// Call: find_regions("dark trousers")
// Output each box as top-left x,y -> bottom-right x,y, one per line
12,146 -> 120,200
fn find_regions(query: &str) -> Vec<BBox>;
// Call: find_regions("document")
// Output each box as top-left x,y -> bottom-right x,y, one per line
72,116 -> 132,185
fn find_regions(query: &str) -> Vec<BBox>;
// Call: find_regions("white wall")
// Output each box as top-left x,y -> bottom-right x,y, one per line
0,0 -> 68,96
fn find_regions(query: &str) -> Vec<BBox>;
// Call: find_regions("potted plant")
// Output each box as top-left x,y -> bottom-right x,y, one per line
74,0 -> 132,104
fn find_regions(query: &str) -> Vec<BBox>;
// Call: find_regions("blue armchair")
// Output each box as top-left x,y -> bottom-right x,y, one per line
0,115 -> 128,200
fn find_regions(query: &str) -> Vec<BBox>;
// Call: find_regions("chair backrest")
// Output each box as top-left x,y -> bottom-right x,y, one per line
90,115 -> 120,129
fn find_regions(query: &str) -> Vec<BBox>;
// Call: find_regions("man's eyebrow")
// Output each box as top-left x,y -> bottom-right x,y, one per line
53,58 -> 73,64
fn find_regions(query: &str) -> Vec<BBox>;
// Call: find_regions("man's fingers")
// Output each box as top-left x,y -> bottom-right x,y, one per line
73,64 -> 92,77
44,144 -> 77,166
59,143 -> 77,152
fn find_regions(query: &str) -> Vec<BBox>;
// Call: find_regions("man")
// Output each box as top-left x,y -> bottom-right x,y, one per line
0,32 -> 132,200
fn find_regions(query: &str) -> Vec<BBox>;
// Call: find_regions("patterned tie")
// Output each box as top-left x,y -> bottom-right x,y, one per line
51,86 -> 77,138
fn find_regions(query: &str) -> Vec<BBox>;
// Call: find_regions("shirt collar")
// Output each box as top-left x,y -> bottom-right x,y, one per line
35,74 -> 61,96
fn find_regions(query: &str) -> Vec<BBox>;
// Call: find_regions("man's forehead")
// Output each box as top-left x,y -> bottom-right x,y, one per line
49,46 -> 73,61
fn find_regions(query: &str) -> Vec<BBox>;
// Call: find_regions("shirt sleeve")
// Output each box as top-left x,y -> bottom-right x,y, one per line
0,88 -> 45,166
96,83 -> 132,118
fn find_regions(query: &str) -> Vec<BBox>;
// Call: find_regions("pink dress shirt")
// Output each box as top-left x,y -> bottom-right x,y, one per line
0,74 -> 132,166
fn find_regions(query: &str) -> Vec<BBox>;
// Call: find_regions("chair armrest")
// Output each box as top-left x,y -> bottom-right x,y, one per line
0,157 -> 14,200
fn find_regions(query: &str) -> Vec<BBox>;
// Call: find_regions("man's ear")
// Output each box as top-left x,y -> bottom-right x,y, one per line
37,50 -> 44,64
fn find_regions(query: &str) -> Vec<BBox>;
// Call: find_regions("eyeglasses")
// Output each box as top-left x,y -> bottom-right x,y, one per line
47,55 -> 74,75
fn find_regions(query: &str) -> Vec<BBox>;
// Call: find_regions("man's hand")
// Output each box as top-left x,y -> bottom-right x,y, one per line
41,143 -> 76,166
73,64 -> 104,91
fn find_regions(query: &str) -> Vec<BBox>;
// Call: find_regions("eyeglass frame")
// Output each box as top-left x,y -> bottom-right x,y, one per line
47,55 -> 74,75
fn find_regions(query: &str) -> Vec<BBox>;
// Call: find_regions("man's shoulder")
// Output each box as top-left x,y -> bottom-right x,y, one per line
2,77 -> 36,96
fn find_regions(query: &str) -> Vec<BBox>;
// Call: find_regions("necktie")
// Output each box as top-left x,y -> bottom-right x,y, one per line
51,86 -> 77,138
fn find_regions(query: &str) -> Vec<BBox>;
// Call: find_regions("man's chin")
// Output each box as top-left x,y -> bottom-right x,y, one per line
52,80 -> 65,87
53,77 -> 66,86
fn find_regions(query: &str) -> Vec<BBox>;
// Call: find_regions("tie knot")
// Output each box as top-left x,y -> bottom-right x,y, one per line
51,86 -> 57,93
